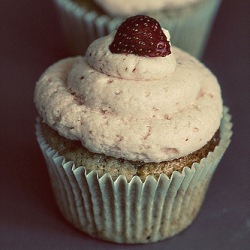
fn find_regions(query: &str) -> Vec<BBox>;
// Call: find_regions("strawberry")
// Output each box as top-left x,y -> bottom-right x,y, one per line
109,15 -> 171,57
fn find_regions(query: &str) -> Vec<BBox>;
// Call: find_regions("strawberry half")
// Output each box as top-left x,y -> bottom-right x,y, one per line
109,15 -> 171,57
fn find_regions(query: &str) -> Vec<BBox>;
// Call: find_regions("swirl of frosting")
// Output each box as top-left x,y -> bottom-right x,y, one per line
34,29 -> 222,163
85,30 -> 176,80
94,0 -> 202,16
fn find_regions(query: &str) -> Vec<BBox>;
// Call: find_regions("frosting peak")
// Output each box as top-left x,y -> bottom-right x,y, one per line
85,29 -> 176,81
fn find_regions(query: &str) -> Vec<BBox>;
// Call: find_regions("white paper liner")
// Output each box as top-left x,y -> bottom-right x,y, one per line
36,107 -> 232,243
52,0 -> 221,58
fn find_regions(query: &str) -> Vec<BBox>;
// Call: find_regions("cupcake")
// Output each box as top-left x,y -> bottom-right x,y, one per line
34,15 -> 232,243
52,0 -> 221,58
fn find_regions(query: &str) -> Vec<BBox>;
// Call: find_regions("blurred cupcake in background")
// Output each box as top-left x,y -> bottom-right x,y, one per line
52,0 -> 221,58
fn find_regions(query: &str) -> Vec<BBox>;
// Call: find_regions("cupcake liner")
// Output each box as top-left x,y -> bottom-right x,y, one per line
152,0 -> 221,58
52,0 -> 221,58
35,107 -> 232,243
52,0 -> 122,55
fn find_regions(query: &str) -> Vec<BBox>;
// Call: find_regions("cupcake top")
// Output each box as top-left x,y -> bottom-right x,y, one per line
93,0 -> 203,16
34,15 -> 222,163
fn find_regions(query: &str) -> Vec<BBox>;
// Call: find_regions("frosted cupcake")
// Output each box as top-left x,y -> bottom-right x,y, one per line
34,15 -> 232,243
52,0 -> 221,58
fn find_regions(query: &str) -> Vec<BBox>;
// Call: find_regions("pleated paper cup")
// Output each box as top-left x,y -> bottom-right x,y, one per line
52,0 -> 122,55
151,0 -> 222,58
52,0 -> 221,58
35,107 -> 232,244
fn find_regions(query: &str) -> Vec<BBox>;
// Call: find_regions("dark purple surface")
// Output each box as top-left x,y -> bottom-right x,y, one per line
1,1 -> 250,249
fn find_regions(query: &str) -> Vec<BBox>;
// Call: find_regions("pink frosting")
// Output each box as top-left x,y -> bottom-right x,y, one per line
34,29 -> 222,163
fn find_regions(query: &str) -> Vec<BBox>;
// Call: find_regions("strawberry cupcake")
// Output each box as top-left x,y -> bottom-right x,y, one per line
52,0 -> 221,58
35,15 -> 232,243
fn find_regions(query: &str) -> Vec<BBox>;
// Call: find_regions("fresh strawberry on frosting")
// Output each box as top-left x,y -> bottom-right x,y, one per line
109,15 -> 171,57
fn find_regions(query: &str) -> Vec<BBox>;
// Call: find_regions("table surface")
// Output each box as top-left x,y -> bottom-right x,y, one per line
1,1 -> 250,249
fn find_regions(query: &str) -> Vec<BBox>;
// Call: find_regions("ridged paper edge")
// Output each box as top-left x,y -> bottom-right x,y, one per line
52,0 -> 221,57
35,106 -> 232,243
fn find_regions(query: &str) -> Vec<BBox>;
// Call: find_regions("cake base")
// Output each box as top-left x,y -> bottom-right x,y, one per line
35,107 -> 232,244
40,122 -> 220,182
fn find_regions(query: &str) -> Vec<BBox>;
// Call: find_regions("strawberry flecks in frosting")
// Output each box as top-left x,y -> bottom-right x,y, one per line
34,25 -> 222,163
94,0 -> 203,16
86,29 -> 176,81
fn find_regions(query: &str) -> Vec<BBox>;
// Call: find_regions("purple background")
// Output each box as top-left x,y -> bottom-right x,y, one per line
1,0 -> 250,249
